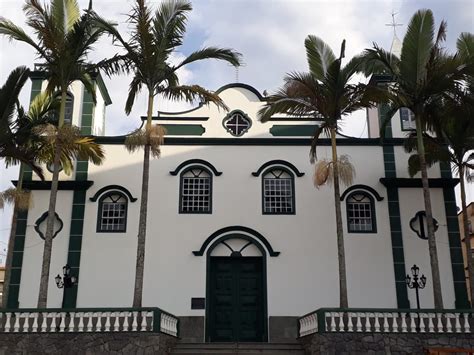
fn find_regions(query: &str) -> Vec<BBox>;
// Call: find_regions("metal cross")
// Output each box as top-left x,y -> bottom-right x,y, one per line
386,11 -> 403,36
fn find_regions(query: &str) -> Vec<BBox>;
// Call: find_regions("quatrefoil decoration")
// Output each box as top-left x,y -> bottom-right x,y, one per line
34,211 -> 63,240
409,211 -> 439,240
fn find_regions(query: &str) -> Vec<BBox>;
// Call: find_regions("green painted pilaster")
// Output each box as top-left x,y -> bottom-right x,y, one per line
269,125 -> 319,136
63,88 -> 93,308
7,78 -> 43,308
380,104 -> 409,308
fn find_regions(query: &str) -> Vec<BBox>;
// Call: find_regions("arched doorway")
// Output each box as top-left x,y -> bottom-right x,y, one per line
194,227 -> 280,343
208,237 -> 265,342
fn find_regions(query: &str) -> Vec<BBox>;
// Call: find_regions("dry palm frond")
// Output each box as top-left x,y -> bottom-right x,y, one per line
314,159 -> 331,188
125,124 -> 166,158
34,124 -> 105,174
313,155 -> 355,188
0,188 -> 31,210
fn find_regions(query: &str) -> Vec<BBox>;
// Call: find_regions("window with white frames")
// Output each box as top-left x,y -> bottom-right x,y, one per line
97,192 -> 128,232
346,192 -> 376,233
54,92 -> 74,125
400,107 -> 416,131
180,168 -> 212,213
263,169 -> 295,214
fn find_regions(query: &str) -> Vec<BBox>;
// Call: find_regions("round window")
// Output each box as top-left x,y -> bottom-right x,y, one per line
223,111 -> 252,137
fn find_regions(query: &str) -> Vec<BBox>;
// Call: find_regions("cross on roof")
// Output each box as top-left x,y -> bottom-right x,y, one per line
386,11 -> 403,36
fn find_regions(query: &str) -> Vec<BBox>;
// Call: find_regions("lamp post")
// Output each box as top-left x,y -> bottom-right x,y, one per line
406,264 -> 427,310
55,264 -> 77,308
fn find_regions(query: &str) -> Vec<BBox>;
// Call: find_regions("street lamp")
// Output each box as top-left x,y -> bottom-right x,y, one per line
55,264 -> 77,308
406,264 -> 427,310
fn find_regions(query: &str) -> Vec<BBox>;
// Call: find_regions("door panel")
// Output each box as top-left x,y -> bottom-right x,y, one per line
208,257 -> 264,342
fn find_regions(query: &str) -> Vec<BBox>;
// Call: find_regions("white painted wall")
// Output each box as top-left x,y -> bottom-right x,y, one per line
18,190 -> 73,308
16,85 -> 458,318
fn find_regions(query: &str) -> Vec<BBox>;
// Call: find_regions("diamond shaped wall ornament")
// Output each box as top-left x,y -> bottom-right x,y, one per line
34,211 -> 63,240
409,211 -> 439,240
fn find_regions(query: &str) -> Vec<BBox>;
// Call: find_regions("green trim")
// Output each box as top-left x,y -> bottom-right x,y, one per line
142,115 -> 209,121
6,78 -> 42,307
443,187 -> 469,308
95,73 -> 112,106
193,226 -> 280,257
340,184 -> 384,202
12,180 -> 93,190
380,177 -> 460,188
251,160 -> 305,177
89,185 -> 138,202
93,136 -> 406,146
269,125 -> 318,136
80,90 -> 94,135
268,117 -> 318,122
215,83 -> 264,100
379,104 -> 409,308
170,159 -> 223,176
162,124 -> 205,136
440,161 -> 452,179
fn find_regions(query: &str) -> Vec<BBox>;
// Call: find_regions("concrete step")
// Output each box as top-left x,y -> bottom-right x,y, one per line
171,342 -> 304,355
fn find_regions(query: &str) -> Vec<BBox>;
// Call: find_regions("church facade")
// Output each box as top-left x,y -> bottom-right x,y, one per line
6,71 -> 468,342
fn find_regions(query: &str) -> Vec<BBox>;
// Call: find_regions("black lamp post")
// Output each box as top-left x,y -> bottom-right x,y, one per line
55,264 -> 77,308
406,264 -> 427,310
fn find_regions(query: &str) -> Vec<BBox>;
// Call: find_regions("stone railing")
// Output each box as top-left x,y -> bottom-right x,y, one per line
0,308 -> 179,337
298,308 -> 473,337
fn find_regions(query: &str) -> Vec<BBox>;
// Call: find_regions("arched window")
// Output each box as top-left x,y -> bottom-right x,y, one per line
346,191 -> 376,233
180,167 -> 212,213
54,92 -> 74,125
262,168 -> 295,214
400,107 -> 415,131
97,192 -> 128,232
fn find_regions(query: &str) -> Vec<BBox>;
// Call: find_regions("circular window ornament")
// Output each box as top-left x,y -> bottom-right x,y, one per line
222,110 -> 252,137
47,162 -> 63,173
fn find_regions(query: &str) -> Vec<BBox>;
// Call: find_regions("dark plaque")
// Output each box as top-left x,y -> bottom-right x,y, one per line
191,298 -> 205,310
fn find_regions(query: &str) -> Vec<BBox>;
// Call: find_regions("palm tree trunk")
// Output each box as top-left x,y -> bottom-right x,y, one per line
2,164 -> 25,309
415,115 -> 443,309
37,89 -> 67,308
459,165 -> 474,307
132,92 -> 154,308
331,128 -> 348,308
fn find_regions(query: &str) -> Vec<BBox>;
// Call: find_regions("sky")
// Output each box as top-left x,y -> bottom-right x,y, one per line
0,0 -> 473,261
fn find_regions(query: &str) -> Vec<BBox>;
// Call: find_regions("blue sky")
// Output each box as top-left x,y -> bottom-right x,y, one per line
0,0 -> 473,260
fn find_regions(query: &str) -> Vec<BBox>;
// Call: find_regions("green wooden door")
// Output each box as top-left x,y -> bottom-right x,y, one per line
208,256 -> 265,342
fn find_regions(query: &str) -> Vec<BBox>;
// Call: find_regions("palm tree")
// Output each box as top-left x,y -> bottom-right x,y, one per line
0,0 -> 111,307
1,66 -> 50,308
258,36 -> 379,308
360,10 -> 472,309
405,32 -> 474,306
92,0 -> 242,307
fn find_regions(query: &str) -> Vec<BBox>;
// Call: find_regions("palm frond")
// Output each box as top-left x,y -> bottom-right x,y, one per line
175,47 -> 242,70
0,188 -> 31,211
124,124 -> 166,158
305,35 -> 336,81
400,9 -> 435,86
313,155 -> 355,188
161,84 -> 228,111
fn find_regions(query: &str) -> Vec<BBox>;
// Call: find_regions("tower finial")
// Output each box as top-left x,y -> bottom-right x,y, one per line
386,11 -> 403,37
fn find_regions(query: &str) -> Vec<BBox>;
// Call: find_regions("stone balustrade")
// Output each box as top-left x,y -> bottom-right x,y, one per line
298,308 -> 473,337
0,308 -> 179,336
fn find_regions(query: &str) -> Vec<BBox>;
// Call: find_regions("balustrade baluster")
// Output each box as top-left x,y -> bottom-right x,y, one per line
463,313 -> 470,333
374,313 -> 381,332
50,312 -> 58,332
123,312 -> 130,331
69,313 -> 76,332
455,313 -> 461,333
391,313 -> 399,333
132,311 -> 138,331
40,313 -> 48,332
401,313 -> 407,333
383,313 -> 389,332
77,312 -> 84,332
13,312 -> 20,332
356,313 -> 363,332
428,313 -> 435,333
347,313 -> 354,332
446,314 -> 453,333
364,313 -> 372,332
4,313 -> 12,332
59,313 -> 66,332
437,313 -> 443,333
419,313 -> 426,333
337,312 -> 344,331
409,313 -> 416,332
104,312 -> 111,332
